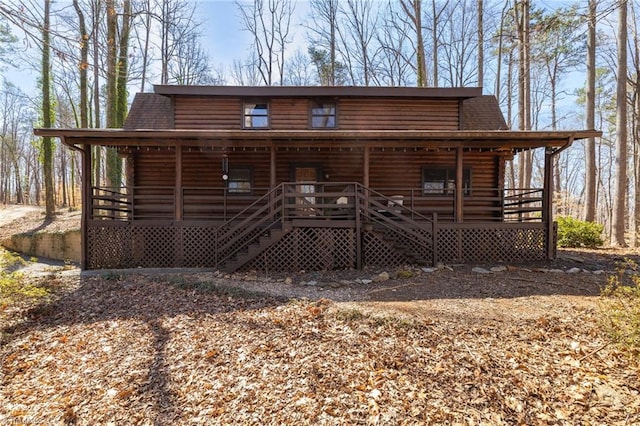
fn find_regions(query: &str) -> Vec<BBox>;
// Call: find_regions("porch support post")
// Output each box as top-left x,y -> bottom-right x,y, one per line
270,146 -> 277,188
359,147 -> 370,269
175,144 -> 183,221
81,143 -> 92,270
544,147 -> 554,259
363,147 -> 370,188
455,146 -> 464,222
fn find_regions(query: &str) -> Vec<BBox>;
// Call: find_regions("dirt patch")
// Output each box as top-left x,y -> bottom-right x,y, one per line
0,205 -> 81,242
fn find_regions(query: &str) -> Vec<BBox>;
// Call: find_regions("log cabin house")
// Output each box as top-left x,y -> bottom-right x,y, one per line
36,86 -> 600,272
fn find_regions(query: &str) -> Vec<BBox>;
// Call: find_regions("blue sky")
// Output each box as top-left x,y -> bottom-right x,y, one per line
201,0 -> 310,68
3,0 -> 310,93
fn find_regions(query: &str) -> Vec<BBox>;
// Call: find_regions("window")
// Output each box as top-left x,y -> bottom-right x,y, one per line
243,102 -> 269,128
228,167 -> 253,194
422,167 -> 471,195
310,101 -> 337,128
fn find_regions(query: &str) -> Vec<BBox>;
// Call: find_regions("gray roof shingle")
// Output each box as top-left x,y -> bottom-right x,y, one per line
461,96 -> 508,130
124,93 -> 173,130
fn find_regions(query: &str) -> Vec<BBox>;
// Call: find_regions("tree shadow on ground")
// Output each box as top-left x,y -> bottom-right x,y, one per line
1,273 -> 287,423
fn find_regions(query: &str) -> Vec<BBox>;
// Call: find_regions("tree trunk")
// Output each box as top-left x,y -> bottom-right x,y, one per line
584,0 -> 597,222
612,0 -> 628,247
105,0 -> 122,190
92,0 -> 101,187
477,0 -> 483,88
73,0 -> 89,128
140,0 -> 152,92
42,0 -> 55,219
116,0 -> 131,127
431,0 -> 438,87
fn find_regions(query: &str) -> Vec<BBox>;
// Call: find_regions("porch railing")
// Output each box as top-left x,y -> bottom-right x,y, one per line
89,184 -> 546,223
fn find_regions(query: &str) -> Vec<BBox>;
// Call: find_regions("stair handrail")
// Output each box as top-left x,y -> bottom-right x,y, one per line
357,183 -> 434,224
217,184 -> 285,258
355,184 -> 434,257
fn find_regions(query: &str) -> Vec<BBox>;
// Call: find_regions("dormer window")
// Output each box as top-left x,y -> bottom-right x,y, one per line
310,101 -> 337,128
243,102 -> 269,128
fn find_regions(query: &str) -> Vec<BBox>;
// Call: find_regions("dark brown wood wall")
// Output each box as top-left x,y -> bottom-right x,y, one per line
368,149 -> 500,188
173,96 -> 460,130
133,148 -> 176,186
131,146 -> 506,221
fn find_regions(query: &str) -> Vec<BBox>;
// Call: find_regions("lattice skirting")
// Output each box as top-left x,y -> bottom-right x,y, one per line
243,228 -> 357,272
436,225 -> 550,263
87,223 -> 219,269
86,222 -> 555,270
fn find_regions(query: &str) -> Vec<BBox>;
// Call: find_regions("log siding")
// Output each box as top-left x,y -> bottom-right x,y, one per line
173,96 -> 459,131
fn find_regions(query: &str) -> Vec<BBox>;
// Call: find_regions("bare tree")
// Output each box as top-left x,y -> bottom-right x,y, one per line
375,5 -> 415,86
306,0 -> 339,85
168,31 -> 214,84
72,0 -> 89,128
584,0 -> 597,222
612,0 -> 628,246
237,0 -> 295,86
398,0 -> 427,86
336,0 -> 380,86
42,0 -> 55,218
477,0 -> 483,87
284,49 -> 315,85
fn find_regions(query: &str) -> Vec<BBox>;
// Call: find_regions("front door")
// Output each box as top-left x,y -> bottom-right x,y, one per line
294,166 -> 319,216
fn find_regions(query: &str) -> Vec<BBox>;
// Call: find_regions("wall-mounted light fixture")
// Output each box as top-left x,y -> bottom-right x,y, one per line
222,154 -> 229,180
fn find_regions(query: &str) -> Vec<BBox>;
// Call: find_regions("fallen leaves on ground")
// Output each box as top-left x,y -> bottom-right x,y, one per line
1,274 -> 639,425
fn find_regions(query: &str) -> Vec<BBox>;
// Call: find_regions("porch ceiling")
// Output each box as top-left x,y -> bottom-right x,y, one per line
35,128 -> 602,151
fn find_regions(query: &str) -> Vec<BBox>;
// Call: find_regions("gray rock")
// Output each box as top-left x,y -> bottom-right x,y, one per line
374,272 -> 390,282
361,279 -> 373,285
593,270 -> 606,275
490,266 -> 508,272
472,267 -> 491,274
549,269 -> 565,273
421,267 -> 437,273
566,267 -> 582,274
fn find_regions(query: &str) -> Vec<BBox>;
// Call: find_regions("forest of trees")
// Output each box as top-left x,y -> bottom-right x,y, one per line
0,0 -> 638,246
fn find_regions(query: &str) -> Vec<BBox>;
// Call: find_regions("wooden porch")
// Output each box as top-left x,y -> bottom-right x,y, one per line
85,182 -> 553,271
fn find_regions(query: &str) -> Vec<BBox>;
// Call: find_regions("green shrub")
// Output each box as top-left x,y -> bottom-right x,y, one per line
601,260 -> 640,357
556,216 -> 604,248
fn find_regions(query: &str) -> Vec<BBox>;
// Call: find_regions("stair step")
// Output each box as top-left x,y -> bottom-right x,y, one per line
225,224 -> 291,273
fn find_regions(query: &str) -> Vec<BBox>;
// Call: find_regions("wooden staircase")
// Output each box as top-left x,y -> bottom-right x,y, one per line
220,182 -> 435,272
357,188 -> 434,265
370,228 -> 432,265
225,222 -> 292,272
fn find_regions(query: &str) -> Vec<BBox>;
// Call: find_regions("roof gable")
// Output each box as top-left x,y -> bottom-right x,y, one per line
124,93 -> 173,130
461,96 -> 508,130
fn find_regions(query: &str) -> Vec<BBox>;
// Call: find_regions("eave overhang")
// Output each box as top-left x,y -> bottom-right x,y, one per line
34,129 -> 602,151
152,85 -> 483,99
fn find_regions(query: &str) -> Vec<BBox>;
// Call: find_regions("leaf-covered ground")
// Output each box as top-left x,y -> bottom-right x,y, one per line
1,271 -> 639,425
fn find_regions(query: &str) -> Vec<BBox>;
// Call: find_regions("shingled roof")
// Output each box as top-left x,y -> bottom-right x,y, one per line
461,95 -> 508,130
124,93 -> 173,130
